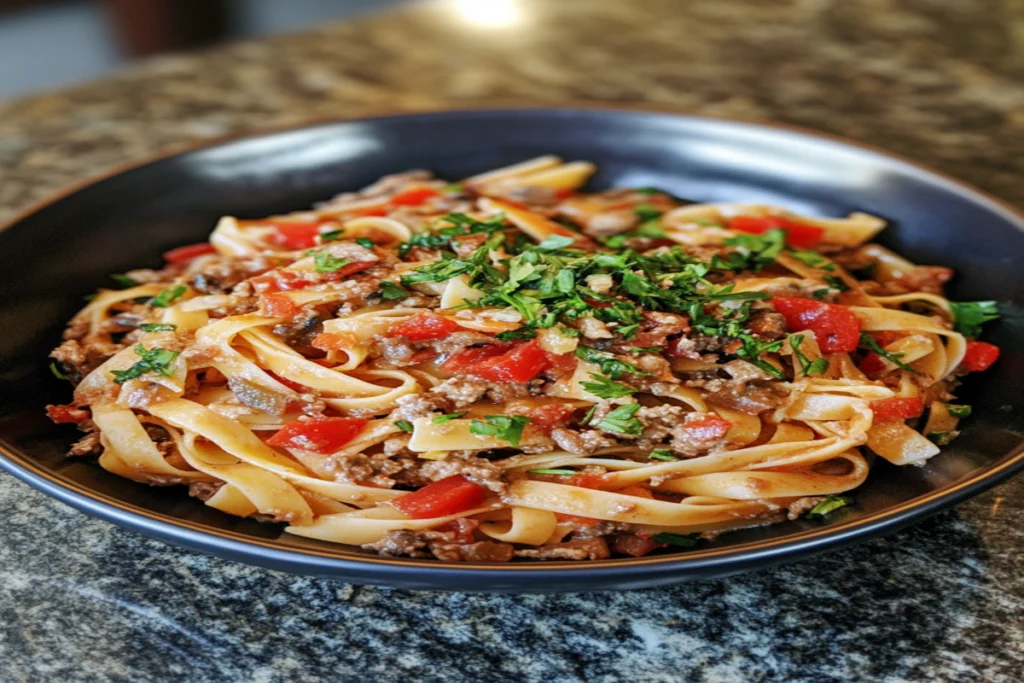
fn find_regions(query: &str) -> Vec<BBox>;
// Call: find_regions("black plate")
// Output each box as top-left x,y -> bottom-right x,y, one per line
1,108 -> 1021,592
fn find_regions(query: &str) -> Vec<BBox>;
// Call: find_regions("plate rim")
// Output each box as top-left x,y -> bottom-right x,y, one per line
2,104 -> 1022,586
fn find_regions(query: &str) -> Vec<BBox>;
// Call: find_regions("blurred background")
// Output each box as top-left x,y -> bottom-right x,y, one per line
0,0 -> 417,99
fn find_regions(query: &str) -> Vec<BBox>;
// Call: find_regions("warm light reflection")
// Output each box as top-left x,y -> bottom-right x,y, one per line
454,0 -> 524,29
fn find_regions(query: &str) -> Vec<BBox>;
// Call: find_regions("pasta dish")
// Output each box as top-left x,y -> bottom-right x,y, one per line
46,156 -> 1001,562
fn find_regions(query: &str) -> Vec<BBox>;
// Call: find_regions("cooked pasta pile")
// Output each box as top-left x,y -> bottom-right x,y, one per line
47,156 -> 1001,562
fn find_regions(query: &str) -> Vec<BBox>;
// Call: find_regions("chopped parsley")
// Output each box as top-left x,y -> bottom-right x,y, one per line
950,301 -> 999,337
442,183 -> 464,194
716,229 -> 786,271
150,285 -> 187,308
823,275 -> 850,292
313,250 -> 350,273
395,420 -> 414,432
596,403 -> 643,435
319,229 -> 343,242
537,234 -> 576,250
927,431 -> 957,446
789,250 -> 834,271
110,345 -> 180,384
496,327 -> 537,342
633,203 -> 662,221
398,212 -> 507,259
378,281 -> 408,301
469,414 -> 531,447
580,405 -> 598,426
355,237 -> 375,249
528,468 -> 576,476
139,323 -> 177,332
580,373 -> 636,399
649,449 -> 678,462
575,346 -> 648,380
790,334 -> 829,376
651,532 -> 699,547
946,404 -> 972,419
735,336 -> 785,379
432,412 -> 467,424
858,332 -> 917,373
109,273 -> 138,288
49,362 -> 68,380
805,495 -> 853,518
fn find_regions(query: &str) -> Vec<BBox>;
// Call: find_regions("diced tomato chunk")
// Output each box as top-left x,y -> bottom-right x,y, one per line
388,312 -> 463,341
728,215 -> 825,248
321,261 -> 377,280
444,340 -> 553,383
266,221 -> 326,250
267,417 -> 368,453
260,292 -> 297,318
163,242 -> 217,263
517,403 -> 576,431
389,187 -> 441,206
46,404 -> 89,424
772,296 -> 861,353
348,206 -> 389,218
613,534 -> 662,557
311,332 -> 357,352
441,343 -> 512,372
961,341 -> 1000,372
858,351 -> 888,375
391,475 -> 487,519
681,414 -> 733,441
870,397 -> 924,422
568,473 -> 612,490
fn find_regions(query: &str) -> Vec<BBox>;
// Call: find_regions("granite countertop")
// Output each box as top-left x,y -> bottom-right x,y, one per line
1,0 -> 1023,680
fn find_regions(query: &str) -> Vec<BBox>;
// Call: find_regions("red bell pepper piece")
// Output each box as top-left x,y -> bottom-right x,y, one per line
163,242 -> 217,263
870,397 -> 924,422
267,417 -> 368,453
389,187 -> 441,206
443,340 -> 553,382
961,341 -> 1000,372
391,475 -> 487,519
728,215 -> 825,248
388,312 -> 463,341
772,296 -> 861,353
858,352 -> 887,375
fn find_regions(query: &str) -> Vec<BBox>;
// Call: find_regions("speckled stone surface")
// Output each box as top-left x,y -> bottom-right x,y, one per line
1,0 -> 1023,680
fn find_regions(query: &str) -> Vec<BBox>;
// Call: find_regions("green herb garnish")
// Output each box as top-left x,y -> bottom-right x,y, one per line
496,327 -> 538,342
789,250 -> 834,271
110,273 -> 138,288
790,334 -> 829,376
139,323 -> 177,332
395,420 -> 414,432
649,449 -> 678,462
355,237 -> 375,249
823,275 -> 850,292
529,468 -> 576,476
432,412 -> 467,424
580,373 -> 636,399
49,362 -> 68,380
927,431 -> 957,446
946,404 -> 972,419
313,250 -> 350,273
575,346 -> 648,380
596,403 -> 643,435
319,229 -> 343,242
150,285 -> 187,308
378,281 -> 408,301
950,301 -> 1000,337
858,332 -> 917,373
110,345 -> 180,384
651,532 -> 699,547
469,414 -> 531,447
805,495 -> 853,518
